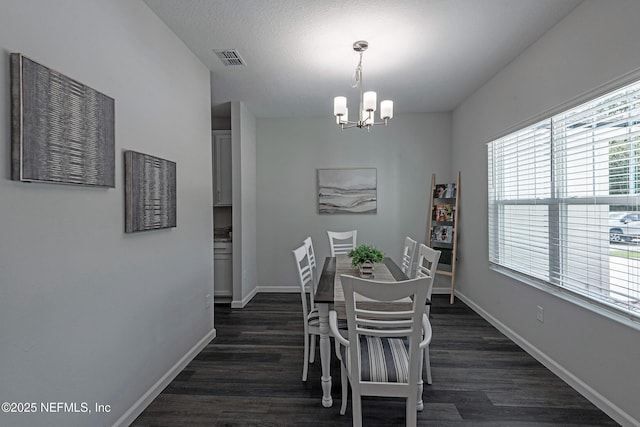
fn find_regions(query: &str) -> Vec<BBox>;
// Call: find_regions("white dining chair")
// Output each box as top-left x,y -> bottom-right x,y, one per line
414,243 -> 441,390
327,230 -> 357,256
401,236 -> 418,277
292,244 -> 321,381
303,236 -> 319,362
329,274 -> 432,426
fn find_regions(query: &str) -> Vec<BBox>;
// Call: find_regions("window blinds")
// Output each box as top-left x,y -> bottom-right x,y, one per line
488,80 -> 640,320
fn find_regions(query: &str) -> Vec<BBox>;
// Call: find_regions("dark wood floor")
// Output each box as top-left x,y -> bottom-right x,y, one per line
132,293 -> 618,426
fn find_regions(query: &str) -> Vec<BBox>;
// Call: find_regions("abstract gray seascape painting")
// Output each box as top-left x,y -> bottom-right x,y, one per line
125,151 -> 176,233
317,168 -> 377,214
10,53 -> 115,187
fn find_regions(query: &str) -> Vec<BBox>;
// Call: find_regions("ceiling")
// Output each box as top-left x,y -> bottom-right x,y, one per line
143,0 -> 583,119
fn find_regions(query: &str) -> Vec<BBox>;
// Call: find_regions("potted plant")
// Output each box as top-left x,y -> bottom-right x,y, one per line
348,244 -> 384,277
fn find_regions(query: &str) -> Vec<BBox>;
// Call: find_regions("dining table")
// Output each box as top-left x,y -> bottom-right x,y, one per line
313,255 -> 410,407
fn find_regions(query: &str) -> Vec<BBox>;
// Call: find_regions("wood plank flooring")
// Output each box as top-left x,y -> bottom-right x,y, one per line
132,294 -> 619,426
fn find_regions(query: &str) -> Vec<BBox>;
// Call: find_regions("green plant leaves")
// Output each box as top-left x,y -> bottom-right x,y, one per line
348,244 -> 384,268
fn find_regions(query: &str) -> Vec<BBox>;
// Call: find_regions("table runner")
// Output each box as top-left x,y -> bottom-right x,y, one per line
333,255 -> 412,318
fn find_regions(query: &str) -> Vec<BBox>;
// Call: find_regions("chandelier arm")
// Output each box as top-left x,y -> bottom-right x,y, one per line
340,122 -> 360,130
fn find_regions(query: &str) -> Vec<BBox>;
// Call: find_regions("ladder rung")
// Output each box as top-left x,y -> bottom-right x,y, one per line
436,269 -> 453,276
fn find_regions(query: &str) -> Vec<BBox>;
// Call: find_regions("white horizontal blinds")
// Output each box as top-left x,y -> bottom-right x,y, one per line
488,120 -> 551,281
488,79 -> 640,320
553,81 -> 640,315
553,80 -> 640,198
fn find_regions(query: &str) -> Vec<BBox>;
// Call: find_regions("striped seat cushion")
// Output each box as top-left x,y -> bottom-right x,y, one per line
340,336 -> 410,383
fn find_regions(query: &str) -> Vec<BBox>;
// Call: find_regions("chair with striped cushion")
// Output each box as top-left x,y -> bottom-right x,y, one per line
303,236 -> 319,362
329,274 -> 432,427
292,244 -> 321,381
415,243 -> 441,391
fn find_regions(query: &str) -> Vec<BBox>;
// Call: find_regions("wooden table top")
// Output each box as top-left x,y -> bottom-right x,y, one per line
314,256 -> 409,304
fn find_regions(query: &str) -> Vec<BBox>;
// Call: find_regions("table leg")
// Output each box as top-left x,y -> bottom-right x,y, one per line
317,302 -> 333,407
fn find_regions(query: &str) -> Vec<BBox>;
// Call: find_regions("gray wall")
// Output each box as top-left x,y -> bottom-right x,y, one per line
451,1 -> 640,425
0,1 -> 214,426
255,113 -> 451,290
231,102 -> 258,307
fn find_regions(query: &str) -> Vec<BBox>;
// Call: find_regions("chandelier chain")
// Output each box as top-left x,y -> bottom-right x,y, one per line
352,52 -> 363,89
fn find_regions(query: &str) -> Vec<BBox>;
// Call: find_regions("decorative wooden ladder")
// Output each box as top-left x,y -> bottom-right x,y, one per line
427,171 -> 460,304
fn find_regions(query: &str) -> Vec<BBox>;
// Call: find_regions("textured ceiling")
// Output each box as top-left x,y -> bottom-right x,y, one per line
144,0 -> 583,118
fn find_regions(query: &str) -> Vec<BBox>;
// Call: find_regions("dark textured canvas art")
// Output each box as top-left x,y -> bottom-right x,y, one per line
10,53 -> 115,186
125,151 -> 176,233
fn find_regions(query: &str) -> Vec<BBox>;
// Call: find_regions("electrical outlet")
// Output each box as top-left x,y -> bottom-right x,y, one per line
205,293 -> 211,308
536,305 -> 544,323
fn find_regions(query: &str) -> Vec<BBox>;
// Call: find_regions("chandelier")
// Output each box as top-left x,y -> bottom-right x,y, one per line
333,40 -> 393,131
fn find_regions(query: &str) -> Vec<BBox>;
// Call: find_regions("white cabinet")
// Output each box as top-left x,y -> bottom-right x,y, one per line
212,131 -> 232,206
214,241 -> 233,301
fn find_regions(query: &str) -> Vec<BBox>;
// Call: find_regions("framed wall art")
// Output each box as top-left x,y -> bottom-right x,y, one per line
124,150 -> 176,233
317,168 -> 377,214
10,53 -> 115,187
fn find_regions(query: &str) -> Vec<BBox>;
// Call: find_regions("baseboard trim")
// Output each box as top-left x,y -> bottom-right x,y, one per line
113,328 -> 217,427
258,285 -> 298,293
231,286 -> 258,308
231,286 -> 299,308
455,291 -> 637,427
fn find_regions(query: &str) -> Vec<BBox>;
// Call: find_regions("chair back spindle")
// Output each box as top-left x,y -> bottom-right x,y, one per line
402,236 -> 418,277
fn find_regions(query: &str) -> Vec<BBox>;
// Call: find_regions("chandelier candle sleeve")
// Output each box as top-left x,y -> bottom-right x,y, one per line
336,108 -> 349,124
380,100 -> 393,119
363,91 -> 377,111
334,96 -> 347,116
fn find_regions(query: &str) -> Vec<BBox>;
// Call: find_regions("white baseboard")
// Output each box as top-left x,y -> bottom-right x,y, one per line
113,329 -> 216,427
258,285 -> 298,293
229,286 -> 298,308
455,291 -> 638,427
231,286 -> 258,308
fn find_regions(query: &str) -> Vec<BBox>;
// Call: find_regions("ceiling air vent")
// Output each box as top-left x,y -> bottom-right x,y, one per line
214,49 -> 246,66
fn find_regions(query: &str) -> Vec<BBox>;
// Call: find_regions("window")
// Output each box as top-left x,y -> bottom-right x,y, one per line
488,80 -> 640,321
